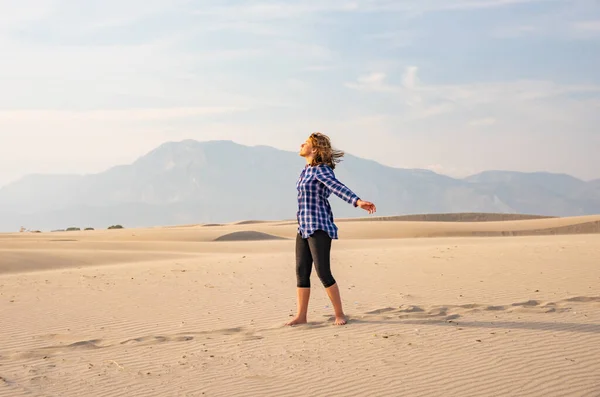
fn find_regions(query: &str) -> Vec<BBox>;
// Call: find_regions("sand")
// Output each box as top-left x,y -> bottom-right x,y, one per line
1,214 -> 600,396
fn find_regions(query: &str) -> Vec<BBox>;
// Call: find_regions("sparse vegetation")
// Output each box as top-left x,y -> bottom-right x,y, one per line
84,227 -> 94,231
108,225 -> 124,230
66,227 -> 81,231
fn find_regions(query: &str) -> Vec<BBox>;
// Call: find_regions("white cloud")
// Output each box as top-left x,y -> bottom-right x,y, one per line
0,1 -> 55,31
329,0 -> 566,15
0,0 -> 598,187
270,41 -> 332,60
341,65 -> 599,181
438,0 -> 555,11
0,107 -> 247,123
402,66 -> 419,89
358,72 -> 387,85
193,0 -> 562,21
366,30 -> 416,48
573,20 -> 600,32
345,72 -> 395,92
302,65 -> 338,72
347,67 -> 600,113
194,1 -> 359,21
468,117 -> 497,127
572,19 -> 600,39
346,66 -> 420,93
0,32 -> 272,112
19,0 -> 184,33
491,25 -> 537,38
285,79 -> 309,92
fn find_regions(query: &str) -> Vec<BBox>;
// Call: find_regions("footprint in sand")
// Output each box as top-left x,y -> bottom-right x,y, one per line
362,295 -> 600,322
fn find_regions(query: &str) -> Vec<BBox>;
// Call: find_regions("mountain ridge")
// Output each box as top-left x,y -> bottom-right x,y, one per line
1,139 -> 598,232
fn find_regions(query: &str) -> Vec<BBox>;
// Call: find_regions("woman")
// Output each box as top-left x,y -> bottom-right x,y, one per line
286,132 -> 376,326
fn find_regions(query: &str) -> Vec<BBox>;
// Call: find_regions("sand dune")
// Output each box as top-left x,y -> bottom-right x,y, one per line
1,214 -> 600,396
230,220 -> 275,226
3,214 -> 599,245
214,231 -> 288,242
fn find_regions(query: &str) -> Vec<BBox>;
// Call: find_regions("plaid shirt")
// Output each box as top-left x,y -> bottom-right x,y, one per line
296,164 -> 360,239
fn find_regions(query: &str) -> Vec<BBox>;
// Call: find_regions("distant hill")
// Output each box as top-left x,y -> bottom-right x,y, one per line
0,139 -> 598,232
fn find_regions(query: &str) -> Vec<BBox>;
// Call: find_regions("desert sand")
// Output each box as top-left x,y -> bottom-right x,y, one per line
1,214 -> 600,396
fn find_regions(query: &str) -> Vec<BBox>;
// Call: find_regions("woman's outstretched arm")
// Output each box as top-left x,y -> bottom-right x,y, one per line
315,165 -> 360,206
315,165 -> 379,212
315,166 -> 377,213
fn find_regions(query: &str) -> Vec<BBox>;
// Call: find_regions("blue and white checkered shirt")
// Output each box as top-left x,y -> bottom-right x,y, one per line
296,164 -> 360,239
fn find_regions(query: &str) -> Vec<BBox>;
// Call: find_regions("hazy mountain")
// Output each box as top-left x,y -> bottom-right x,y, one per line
464,170 -> 588,196
462,170 -> 592,216
0,140 -> 598,232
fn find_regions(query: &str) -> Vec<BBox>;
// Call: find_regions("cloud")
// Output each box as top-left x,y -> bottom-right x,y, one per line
574,20 -> 600,31
366,30 -> 416,48
0,30 -> 274,112
358,72 -> 387,85
491,25 -> 537,38
24,0 -> 182,32
302,65 -> 338,72
0,0 -> 598,186
0,107 -> 247,123
286,79 -> 309,92
437,0 -> 556,11
347,66 -> 600,108
0,2 -> 54,31
328,0 -> 566,15
194,2 -> 359,21
270,41 -> 332,60
193,0 -> 562,21
345,73 -> 380,91
346,66 -> 420,93
402,66 -> 419,89
342,63 -> 600,158
573,20 -> 600,37
468,117 -> 497,127
345,72 -> 395,92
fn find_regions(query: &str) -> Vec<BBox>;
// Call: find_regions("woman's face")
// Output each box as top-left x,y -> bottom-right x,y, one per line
299,138 -> 315,158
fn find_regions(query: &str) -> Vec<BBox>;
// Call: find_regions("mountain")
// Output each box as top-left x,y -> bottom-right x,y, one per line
464,170 -> 588,196
464,170 -> 600,215
0,139 -> 598,232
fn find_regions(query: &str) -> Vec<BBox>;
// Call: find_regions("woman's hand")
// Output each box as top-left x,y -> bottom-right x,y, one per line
357,199 -> 376,214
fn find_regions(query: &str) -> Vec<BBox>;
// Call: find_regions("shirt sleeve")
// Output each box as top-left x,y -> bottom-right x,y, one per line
315,166 -> 360,207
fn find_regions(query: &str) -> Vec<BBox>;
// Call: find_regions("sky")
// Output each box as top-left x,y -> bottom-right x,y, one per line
1,0 -> 599,188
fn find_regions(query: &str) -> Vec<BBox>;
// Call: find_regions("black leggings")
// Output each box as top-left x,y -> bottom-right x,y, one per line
295,230 -> 336,288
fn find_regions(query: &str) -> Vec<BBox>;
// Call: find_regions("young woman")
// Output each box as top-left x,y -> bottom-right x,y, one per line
286,132 -> 376,326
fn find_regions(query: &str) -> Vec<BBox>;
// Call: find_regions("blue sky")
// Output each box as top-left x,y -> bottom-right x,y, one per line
1,0 -> 599,187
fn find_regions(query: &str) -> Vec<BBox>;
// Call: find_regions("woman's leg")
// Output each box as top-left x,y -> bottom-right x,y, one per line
325,284 -> 347,325
286,233 -> 312,326
308,230 -> 347,325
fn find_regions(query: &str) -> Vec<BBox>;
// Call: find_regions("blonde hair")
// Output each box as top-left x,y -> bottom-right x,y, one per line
308,132 -> 344,170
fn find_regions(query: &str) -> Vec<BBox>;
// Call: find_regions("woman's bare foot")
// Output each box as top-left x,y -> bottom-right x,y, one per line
285,315 -> 307,326
334,315 -> 347,326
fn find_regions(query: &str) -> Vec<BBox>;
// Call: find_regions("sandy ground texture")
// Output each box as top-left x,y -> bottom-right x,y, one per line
1,214 -> 600,396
